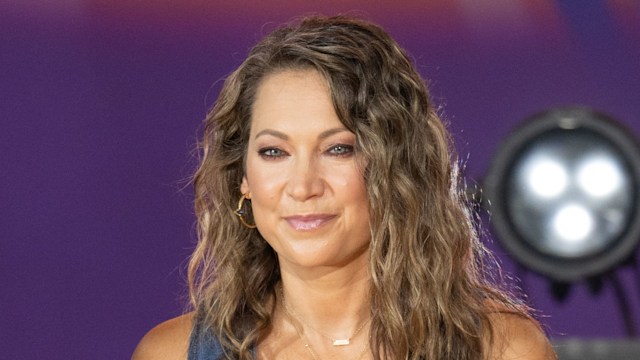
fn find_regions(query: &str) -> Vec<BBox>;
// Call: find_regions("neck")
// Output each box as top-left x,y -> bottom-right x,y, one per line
278,255 -> 371,338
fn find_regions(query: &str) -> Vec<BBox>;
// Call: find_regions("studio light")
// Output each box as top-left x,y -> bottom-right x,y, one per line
484,107 -> 640,282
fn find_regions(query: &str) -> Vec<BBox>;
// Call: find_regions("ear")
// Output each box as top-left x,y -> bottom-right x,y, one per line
240,175 -> 250,197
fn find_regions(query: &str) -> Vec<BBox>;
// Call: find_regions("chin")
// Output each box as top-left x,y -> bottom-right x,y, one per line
281,245 -> 369,270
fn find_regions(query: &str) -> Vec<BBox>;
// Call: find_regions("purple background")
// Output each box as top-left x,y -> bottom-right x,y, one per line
1,1 -> 639,359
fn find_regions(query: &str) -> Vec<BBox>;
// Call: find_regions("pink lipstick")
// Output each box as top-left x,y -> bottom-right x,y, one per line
284,214 -> 336,231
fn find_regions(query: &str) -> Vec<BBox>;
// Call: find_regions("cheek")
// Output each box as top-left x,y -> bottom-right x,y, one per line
245,159 -> 283,203
328,168 -> 368,205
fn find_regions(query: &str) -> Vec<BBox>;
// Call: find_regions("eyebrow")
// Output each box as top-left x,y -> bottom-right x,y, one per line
254,127 -> 351,141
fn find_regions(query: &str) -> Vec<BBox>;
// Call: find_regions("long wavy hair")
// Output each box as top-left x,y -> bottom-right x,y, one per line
189,15 -> 526,360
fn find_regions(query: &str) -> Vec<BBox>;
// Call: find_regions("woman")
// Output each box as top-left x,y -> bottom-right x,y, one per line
133,15 -> 555,360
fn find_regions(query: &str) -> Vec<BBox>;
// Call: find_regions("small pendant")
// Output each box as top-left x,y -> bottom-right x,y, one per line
332,339 -> 350,346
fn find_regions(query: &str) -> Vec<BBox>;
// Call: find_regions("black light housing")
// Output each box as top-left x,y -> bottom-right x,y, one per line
484,107 -> 640,282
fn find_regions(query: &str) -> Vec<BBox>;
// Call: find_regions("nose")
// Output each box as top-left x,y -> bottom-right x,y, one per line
285,156 -> 325,201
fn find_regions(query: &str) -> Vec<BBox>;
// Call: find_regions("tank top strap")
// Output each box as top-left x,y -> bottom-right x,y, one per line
188,312 -> 224,360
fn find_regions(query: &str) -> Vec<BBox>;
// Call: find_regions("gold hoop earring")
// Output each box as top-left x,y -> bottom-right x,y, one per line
234,194 -> 257,228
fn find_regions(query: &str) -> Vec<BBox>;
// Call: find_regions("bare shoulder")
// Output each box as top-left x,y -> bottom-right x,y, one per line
131,312 -> 195,360
487,311 -> 556,360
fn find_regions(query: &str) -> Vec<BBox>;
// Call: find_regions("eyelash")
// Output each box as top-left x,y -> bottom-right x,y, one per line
327,144 -> 354,157
257,144 -> 354,159
258,147 -> 286,159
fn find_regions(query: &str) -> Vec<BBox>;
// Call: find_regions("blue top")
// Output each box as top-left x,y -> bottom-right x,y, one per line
188,314 -> 224,360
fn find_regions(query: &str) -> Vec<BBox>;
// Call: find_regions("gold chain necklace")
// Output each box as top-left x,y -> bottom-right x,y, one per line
291,320 -> 369,360
279,286 -> 370,360
279,285 -> 370,346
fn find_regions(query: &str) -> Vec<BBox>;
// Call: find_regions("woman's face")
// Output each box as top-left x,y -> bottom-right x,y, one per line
241,69 -> 371,270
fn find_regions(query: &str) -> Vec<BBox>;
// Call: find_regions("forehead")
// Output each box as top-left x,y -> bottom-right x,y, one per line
254,69 -> 329,106
250,69 -> 342,131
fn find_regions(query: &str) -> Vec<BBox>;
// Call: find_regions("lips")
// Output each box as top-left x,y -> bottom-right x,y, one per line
284,214 -> 336,231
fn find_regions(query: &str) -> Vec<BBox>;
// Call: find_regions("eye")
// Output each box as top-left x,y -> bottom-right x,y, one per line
258,147 -> 287,159
327,144 -> 354,157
